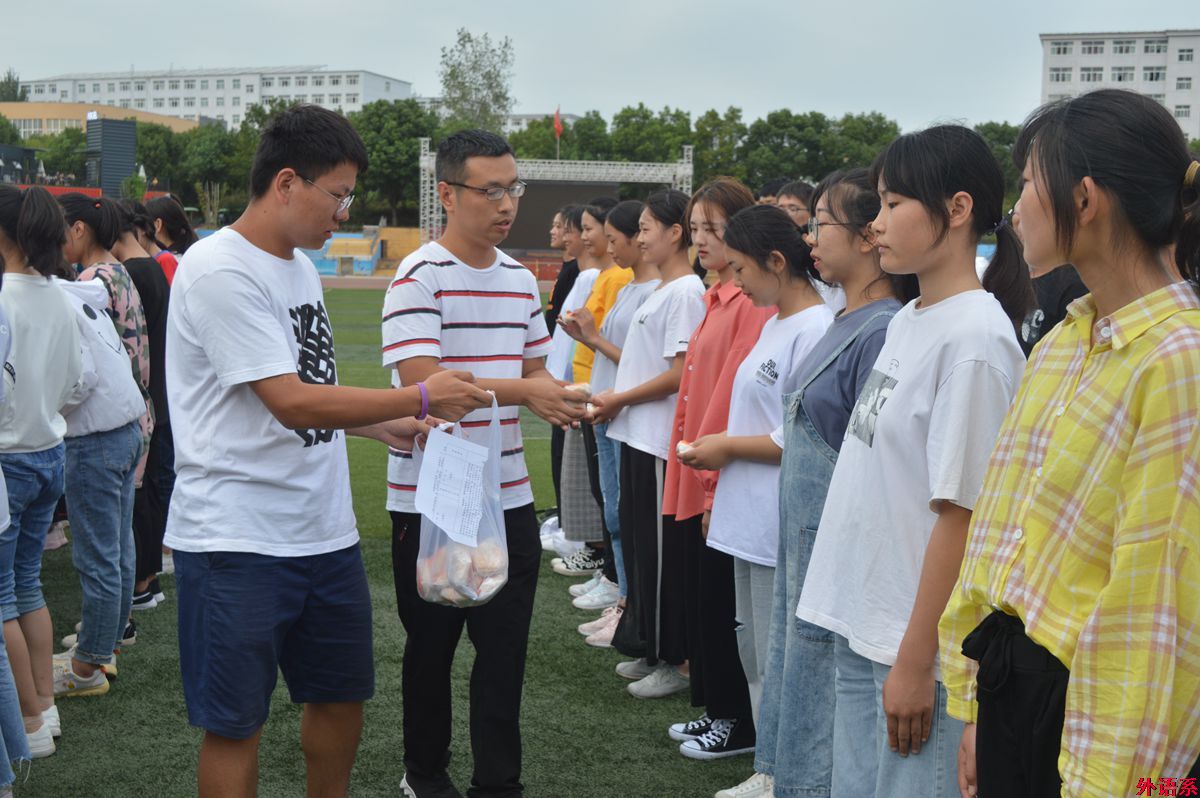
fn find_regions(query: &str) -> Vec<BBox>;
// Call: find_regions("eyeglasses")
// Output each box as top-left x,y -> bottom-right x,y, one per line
778,203 -> 808,217
805,217 -> 857,243
445,180 -> 528,201
302,177 -> 355,214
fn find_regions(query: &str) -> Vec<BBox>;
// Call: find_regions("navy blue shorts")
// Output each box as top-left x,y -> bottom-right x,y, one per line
175,544 -> 374,740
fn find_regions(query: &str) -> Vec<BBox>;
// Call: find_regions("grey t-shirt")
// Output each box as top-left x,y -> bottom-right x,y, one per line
590,278 -> 661,394
772,298 -> 901,451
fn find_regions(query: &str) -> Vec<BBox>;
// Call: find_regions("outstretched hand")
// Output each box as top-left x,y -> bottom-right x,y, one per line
422,369 -> 493,422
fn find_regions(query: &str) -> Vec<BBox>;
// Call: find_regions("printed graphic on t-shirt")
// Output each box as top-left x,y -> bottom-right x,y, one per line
289,300 -> 337,448
1021,308 -> 1045,348
846,368 -> 897,447
755,358 -> 780,387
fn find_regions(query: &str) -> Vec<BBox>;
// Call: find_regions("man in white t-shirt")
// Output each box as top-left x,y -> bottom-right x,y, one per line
166,105 -> 490,798
382,129 -> 585,798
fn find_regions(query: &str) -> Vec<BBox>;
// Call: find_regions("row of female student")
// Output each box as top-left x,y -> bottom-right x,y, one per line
0,189 -> 195,779
547,87 -> 1200,798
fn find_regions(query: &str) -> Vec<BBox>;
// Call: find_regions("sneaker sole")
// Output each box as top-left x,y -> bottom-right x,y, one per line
584,635 -> 613,648
615,667 -> 656,681
130,600 -> 157,611
668,727 -> 705,742
678,742 -> 755,761
57,682 -> 110,698
551,566 -> 600,577
572,596 -> 619,610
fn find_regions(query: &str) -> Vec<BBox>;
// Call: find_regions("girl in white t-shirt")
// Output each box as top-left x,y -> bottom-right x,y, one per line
0,185 -> 83,756
680,205 -> 833,732
794,126 -> 1031,798
591,192 -> 705,690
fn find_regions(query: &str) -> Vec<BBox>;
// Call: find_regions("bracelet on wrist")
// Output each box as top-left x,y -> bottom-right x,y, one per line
416,382 -> 429,421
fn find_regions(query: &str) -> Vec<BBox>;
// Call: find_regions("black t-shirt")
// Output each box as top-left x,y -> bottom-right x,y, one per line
544,258 -> 579,330
123,256 -> 172,426
1019,265 -> 1088,356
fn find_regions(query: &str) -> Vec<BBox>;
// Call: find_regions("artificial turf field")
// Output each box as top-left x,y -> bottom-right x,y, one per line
28,288 -> 749,797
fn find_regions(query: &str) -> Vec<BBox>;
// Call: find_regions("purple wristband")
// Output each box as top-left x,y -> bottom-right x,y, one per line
416,382 -> 429,420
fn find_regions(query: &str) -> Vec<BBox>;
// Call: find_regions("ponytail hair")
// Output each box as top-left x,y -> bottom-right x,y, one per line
115,198 -> 156,240
722,204 -> 823,286
811,168 -> 920,304
1015,89 -> 1200,291
0,185 -> 68,278
59,193 -> 121,251
145,195 -> 199,254
643,189 -> 690,248
870,124 -> 1033,328
606,200 -> 643,239
583,196 -> 617,226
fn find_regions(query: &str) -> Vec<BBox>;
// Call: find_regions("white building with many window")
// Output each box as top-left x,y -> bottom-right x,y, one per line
1040,30 -> 1199,140
19,65 -> 413,129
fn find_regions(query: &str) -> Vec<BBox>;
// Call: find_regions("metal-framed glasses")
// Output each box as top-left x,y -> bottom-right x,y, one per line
302,177 -> 355,214
805,216 -> 856,243
445,180 -> 528,201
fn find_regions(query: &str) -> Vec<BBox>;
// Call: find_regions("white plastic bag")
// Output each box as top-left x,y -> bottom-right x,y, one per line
414,396 -> 509,607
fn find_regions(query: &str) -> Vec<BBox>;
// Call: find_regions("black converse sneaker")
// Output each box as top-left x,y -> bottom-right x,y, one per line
668,713 -> 712,742
678,717 -> 756,760
551,547 -> 605,576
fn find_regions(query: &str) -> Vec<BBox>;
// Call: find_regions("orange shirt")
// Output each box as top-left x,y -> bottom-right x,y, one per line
663,279 -> 774,521
571,265 -> 633,385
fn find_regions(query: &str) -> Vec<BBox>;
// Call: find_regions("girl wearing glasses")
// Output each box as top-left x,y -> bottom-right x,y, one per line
795,126 -> 1031,797
704,169 -> 916,798
940,90 -> 1200,796
677,203 -> 834,790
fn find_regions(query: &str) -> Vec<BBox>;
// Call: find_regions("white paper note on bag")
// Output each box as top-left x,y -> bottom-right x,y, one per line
414,427 -> 490,547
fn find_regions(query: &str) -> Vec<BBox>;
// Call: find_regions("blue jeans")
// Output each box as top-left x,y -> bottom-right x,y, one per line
0,445 -> 65,622
831,636 -> 962,798
753,526 -> 834,795
593,422 -> 625,597
65,422 -> 141,665
0,632 -> 29,786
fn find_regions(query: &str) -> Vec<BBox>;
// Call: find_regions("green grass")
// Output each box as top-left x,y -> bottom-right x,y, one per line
25,288 -> 748,797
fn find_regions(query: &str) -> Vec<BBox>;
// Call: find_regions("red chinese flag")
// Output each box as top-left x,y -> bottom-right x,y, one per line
554,106 -> 563,140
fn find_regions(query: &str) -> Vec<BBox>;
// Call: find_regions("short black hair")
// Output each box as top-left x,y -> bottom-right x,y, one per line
436,129 -> 514,184
756,177 -> 790,199
777,180 -> 814,206
249,104 -> 369,199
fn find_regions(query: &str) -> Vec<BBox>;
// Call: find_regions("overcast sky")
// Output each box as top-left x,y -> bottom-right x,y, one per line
6,0 -> 1195,131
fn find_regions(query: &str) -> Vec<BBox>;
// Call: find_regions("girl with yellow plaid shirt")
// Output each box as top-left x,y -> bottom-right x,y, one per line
939,89 -> 1200,797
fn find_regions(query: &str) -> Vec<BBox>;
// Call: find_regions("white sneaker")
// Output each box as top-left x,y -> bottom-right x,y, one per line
26,722 -> 55,758
715,772 -> 774,798
539,515 -> 561,552
572,578 -> 619,610
615,658 -> 656,680
627,664 -> 690,698
42,704 -> 61,738
43,521 -> 69,551
569,571 -> 603,598
584,609 -> 621,648
578,606 -> 620,636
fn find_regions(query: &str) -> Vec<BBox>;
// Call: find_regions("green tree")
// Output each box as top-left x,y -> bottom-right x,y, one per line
1189,137 -> 1200,154
570,111 -> 611,161
818,112 -> 901,176
224,98 -> 298,204
0,113 -> 20,146
693,107 -> 748,184
0,69 -> 27,102
438,28 -> 515,134
350,99 -> 440,224
974,121 -> 1022,210
178,125 -> 234,225
740,110 -> 831,188
508,116 -> 561,160
28,128 -> 86,179
136,122 -> 181,194
121,174 -> 147,200
609,104 -> 692,164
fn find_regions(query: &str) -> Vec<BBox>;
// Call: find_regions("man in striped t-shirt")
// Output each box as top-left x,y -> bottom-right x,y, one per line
382,130 -> 585,798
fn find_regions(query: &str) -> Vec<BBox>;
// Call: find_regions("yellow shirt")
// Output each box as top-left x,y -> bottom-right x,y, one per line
571,266 -> 633,384
938,281 -> 1200,796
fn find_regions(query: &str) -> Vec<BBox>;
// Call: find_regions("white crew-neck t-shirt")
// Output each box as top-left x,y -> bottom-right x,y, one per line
545,267 -> 599,381
164,227 -> 358,557
706,304 -> 835,566
606,274 -> 706,459
796,290 -> 1026,668
382,241 -> 553,513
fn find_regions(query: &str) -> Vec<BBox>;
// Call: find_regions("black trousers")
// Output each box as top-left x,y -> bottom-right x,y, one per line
688,529 -> 751,720
611,446 -> 686,666
134,422 -> 174,581
549,426 -> 564,512
391,504 -> 540,798
963,610 -> 1068,798
579,422 -> 618,583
